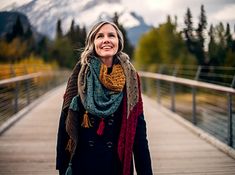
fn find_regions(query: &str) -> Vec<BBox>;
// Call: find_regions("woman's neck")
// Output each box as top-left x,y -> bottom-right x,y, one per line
100,57 -> 113,67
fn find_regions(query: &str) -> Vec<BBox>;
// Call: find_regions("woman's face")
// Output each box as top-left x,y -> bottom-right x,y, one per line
94,24 -> 119,60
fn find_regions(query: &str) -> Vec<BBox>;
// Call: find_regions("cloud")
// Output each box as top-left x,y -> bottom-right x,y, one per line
212,4 -> 235,21
122,0 -> 235,29
0,0 -> 31,9
145,0 -> 172,10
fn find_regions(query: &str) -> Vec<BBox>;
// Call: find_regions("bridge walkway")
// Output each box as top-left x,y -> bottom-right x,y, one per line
0,85 -> 234,175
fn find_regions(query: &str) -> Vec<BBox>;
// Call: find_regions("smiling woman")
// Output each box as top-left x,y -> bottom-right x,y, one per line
56,21 -> 153,175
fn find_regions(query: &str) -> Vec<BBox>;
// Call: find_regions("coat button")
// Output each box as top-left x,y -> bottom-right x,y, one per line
90,117 -> 95,125
108,119 -> 114,125
106,141 -> 113,148
88,140 -> 94,147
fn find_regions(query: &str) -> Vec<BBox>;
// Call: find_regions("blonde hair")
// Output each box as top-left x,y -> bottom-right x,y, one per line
80,21 -> 125,64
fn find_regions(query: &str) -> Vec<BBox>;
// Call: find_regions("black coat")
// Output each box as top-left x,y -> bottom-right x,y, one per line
56,99 -> 153,175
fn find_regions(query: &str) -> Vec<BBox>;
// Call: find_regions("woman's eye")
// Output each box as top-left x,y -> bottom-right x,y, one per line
109,34 -> 115,37
96,34 -> 103,38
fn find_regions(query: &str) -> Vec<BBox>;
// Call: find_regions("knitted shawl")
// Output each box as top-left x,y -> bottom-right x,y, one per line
62,53 -> 143,175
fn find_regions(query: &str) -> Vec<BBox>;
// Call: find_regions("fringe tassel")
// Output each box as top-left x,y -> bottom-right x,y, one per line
65,138 -> 75,153
97,118 -> 105,136
65,162 -> 72,175
81,111 -> 92,128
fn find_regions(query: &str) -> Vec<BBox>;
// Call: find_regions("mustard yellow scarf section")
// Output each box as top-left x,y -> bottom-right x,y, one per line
99,63 -> 126,92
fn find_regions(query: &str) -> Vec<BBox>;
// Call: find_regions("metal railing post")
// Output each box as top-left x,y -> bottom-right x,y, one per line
157,66 -> 164,104
10,65 -> 19,113
14,82 -> 19,113
231,74 -> 235,88
170,82 -> 175,112
195,66 -> 202,80
24,66 -> 30,105
170,66 -> 178,112
156,80 -> 161,104
26,79 -> 30,105
191,66 -> 201,125
227,93 -> 233,147
192,87 -> 197,125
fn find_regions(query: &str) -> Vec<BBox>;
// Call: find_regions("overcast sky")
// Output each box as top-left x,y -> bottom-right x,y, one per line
1,0 -> 235,29
122,0 -> 235,29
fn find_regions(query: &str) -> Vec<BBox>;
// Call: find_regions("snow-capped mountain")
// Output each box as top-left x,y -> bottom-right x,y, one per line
1,0 -> 151,45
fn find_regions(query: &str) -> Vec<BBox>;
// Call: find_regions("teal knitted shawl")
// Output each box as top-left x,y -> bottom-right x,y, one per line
69,56 -> 123,117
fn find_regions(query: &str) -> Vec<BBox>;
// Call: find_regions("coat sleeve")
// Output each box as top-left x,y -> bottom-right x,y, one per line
56,108 -> 70,174
133,114 -> 153,175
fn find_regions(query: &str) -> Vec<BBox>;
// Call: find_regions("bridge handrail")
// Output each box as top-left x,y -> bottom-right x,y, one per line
139,71 -> 234,148
139,71 -> 235,94
0,72 -> 50,85
0,70 -> 69,133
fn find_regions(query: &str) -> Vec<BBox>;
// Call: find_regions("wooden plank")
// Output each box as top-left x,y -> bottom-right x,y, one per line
0,85 -> 64,174
143,95 -> 235,175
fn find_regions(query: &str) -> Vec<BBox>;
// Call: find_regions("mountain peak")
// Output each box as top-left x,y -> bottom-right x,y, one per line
1,0 -> 150,45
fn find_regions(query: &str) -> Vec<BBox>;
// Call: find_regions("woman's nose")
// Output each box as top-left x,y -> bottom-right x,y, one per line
103,36 -> 110,43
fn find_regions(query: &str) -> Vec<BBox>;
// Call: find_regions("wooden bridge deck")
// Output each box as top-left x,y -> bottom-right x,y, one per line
0,84 -> 235,175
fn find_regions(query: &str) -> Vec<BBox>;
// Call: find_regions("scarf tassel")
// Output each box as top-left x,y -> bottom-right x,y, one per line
66,138 -> 74,152
65,162 -> 72,175
81,111 -> 92,128
97,118 -> 105,136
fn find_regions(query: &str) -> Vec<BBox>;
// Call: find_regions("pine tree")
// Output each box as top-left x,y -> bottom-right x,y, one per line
36,36 -> 49,61
215,22 -> 226,65
216,22 -> 226,48
24,26 -> 35,54
208,24 -> 218,65
13,16 -> 24,37
183,8 -> 195,53
80,26 -> 87,47
73,24 -> 86,60
183,5 -> 208,65
56,19 -> 63,39
112,12 -> 134,59
73,24 -> 80,46
67,19 -> 76,43
195,4 -> 207,65
225,23 -> 232,50
232,24 -> 235,52
223,23 -> 235,68
6,15 -> 24,42
184,8 -> 193,37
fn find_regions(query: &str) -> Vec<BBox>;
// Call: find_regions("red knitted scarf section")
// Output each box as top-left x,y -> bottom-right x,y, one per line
118,74 -> 143,175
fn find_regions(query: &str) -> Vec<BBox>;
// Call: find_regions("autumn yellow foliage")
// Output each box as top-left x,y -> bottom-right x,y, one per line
0,54 -> 58,80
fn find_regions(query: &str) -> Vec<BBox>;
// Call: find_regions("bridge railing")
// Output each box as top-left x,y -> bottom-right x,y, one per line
0,67 -> 70,128
139,71 -> 235,148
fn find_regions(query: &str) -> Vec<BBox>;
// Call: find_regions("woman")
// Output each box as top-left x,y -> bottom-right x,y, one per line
56,21 -> 153,175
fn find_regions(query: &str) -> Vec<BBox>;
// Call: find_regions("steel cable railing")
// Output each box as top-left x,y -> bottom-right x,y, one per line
148,65 -> 235,87
139,67 -> 235,149
0,66 -> 70,129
